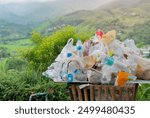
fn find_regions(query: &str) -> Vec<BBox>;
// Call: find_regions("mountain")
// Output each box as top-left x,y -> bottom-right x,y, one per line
0,0 -> 116,41
0,0 -> 116,24
0,19 -> 33,42
37,0 -> 150,46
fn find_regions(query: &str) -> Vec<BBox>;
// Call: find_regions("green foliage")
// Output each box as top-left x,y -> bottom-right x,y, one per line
0,20 -> 32,42
136,84 -> 150,101
31,31 -> 43,45
0,47 -> 10,58
0,58 -> 70,101
4,57 -> 27,71
128,21 -> 150,46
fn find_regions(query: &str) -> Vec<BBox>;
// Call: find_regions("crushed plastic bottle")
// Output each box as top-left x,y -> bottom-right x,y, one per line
96,29 -> 104,39
103,56 -> 128,72
115,71 -> 137,87
104,56 -> 114,66
76,39 -> 83,57
83,40 -> 92,56
67,69 -> 79,82
108,40 -> 124,58
67,73 -> 74,82
101,65 -> 113,84
102,30 -> 116,45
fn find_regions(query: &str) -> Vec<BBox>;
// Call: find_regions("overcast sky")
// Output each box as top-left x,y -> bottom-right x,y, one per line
0,0 -> 56,4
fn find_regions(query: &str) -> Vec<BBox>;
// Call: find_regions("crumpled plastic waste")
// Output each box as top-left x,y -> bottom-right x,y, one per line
55,38 -> 76,62
43,29 -> 150,86
96,29 -> 104,39
115,71 -> 137,87
102,30 -> 116,45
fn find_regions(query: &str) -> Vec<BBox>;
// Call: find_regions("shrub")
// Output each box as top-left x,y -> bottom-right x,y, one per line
0,58 -> 70,101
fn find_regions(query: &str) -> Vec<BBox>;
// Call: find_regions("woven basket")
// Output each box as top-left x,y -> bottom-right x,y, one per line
69,84 -> 138,101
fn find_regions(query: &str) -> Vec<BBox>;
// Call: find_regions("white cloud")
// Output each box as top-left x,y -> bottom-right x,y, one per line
0,0 -> 56,4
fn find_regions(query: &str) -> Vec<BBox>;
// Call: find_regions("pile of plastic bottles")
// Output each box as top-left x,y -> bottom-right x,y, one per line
43,29 -> 150,86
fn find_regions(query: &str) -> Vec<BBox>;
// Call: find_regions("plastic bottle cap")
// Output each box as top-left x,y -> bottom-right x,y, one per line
67,74 -> 73,82
104,57 -> 114,66
74,69 -> 78,74
77,46 -> 82,51
67,53 -> 72,58
128,76 -> 137,80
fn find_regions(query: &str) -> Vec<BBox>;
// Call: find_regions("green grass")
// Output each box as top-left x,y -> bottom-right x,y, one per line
0,39 -> 32,53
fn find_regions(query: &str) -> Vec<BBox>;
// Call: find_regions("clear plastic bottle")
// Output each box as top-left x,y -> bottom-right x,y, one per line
76,39 -> 83,57
104,56 -> 128,72
104,56 -> 114,66
67,69 -> 79,82
101,65 -> 113,84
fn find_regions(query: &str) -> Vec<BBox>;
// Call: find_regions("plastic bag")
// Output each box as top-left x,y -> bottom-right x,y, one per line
90,35 -> 99,43
55,38 -> 76,62
43,61 -> 63,82
134,55 -> 150,79
83,40 -> 92,56
124,39 -> 141,56
143,69 -> 150,80
81,55 -> 96,69
102,30 -> 116,45
87,69 -> 103,83
124,54 -> 137,74
61,59 -> 87,82
108,40 -> 124,57
89,41 -> 105,54
101,65 -> 113,84
88,42 -> 108,62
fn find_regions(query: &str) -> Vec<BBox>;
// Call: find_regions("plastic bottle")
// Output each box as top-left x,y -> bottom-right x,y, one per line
96,29 -> 103,39
115,71 -> 137,87
104,56 -> 114,66
66,51 -> 73,58
67,69 -> 79,82
108,40 -> 124,58
104,56 -> 128,72
101,65 -> 113,84
76,39 -> 83,57
67,73 -> 74,82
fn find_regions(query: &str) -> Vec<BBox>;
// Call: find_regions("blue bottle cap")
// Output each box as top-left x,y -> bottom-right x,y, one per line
128,76 -> 137,80
74,69 -> 78,74
77,46 -> 82,51
67,53 -> 72,58
104,57 -> 114,66
67,74 -> 73,82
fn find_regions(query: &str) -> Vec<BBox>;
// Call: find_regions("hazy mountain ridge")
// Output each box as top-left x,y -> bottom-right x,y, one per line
36,0 -> 150,46
0,0 -> 116,41
0,19 -> 34,42
39,0 -> 150,30
0,0 -> 149,44
0,0 -> 116,24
